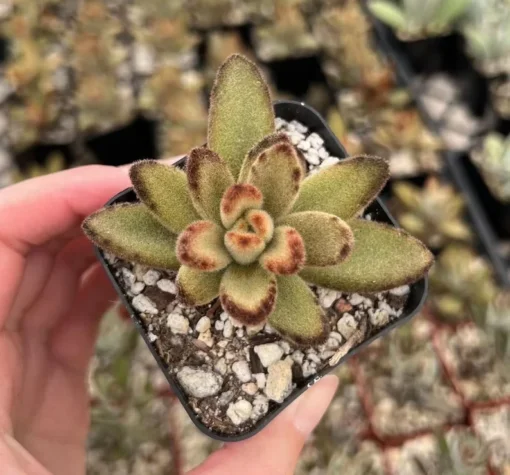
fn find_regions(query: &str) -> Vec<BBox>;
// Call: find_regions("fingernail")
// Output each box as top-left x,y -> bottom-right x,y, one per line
292,375 -> 339,437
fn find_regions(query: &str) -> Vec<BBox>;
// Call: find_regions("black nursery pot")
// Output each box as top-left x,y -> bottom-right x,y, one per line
95,100 -> 429,441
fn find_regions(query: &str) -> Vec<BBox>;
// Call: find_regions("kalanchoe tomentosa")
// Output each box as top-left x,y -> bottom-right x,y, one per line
83,55 -> 433,346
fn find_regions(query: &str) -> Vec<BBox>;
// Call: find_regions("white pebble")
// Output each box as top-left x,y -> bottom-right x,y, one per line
122,268 -> 136,286
220,312 -> 229,321
251,395 -> 269,420
320,156 -> 341,169
279,341 -> 291,354
370,309 -> 390,327
242,382 -> 258,395
166,313 -> 190,334
148,332 -> 158,342
196,316 -> 211,333
318,147 -> 329,160
302,360 -> 317,378
329,332 -> 344,343
337,313 -> 358,339
198,329 -> 214,347
142,270 -> 160,286
318,288 -> 340,308
132,295 -> 158,315
214,358 -> 227,375
390,285 -> 410,296
297,140 -> 311,151
227,400 -> 253,425
308,132 -> 324,149
254,373 -> 267,389
215,320 -> 224,331
130,282 -> 145,295
236,328 -> 244,338
290,132 -> 305,145
307,353 -> 321,364
223,319 -> 233,338
254,343 -> 284,367
265,360 -> 293,403
291,350 -> 304,365
291,120 -> 308,134
275,117 -> 286,129
247,322 -> 265,336
326,337 -> 340,349
157,279 -> 176,294
232,360 -> 252,383
349,293 -> 364,306
177,367 -> 222,398
305,148 -> 320,165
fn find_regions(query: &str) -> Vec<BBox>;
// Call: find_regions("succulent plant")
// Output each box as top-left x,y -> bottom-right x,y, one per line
483,290 -> 510,360
471,132 -> 510,203
83,54 -> 432,346
392,177 -> 472,249
429,245 -> 496,323
444,429 -> 488,475
368,0 -> 471,40
461,0 -> 510,76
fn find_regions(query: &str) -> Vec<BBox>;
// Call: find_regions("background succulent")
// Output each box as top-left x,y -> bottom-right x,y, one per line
392,177 -> 472,249
471,132 -> 510,203
429,245 -> 496,323
482,290 -> 510,360
83,54 -> 432,346
368,0 -> 472,41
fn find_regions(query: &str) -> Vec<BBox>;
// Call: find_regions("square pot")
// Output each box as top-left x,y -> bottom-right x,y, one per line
94,100 -> 428,441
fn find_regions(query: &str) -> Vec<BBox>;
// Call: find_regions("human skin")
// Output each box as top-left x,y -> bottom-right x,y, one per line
0,165 -> 338,475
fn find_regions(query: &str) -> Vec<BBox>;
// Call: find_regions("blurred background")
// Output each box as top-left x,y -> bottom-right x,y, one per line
1,0 -> 510,473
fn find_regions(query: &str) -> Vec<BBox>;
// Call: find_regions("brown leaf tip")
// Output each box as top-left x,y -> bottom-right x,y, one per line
221,183 -> 263,228
245,209 -> 274,242
224,230 -> 265,265
220,280 -> 277,326
262,227 -> 306,275
187,147 -> 221,191
129,159 -> 161,201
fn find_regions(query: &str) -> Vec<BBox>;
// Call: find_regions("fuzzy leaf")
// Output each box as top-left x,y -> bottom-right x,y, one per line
208,54 -> 275,179
300,220 -> 433,292
368,1 -> 407,31
433,0 -> 470,28
130,160 -> 200,234
187,147 -> 235,225
176,221 -> 231,271
247,140 -> 304,219
220,264 -> 277,326
278,211 -> 354,266
238,133 -> 291,183
268,275 -> 328,346
292,156 -> 390,220
177,266 -> 222,306
83,203 -> 179,269
260,226 -> 306,275
245,209 -> 274,242
224,230 -> 266,265
220,183 -> 263,229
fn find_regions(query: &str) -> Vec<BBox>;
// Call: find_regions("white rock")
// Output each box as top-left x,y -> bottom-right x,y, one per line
223,319 -> 234,338
308,132 -> 324,149
337,313 -> 358,339
122,268 -> 136,286
319,156 -> 341,169
142,270 -> 160,286
196,316 -> 211,333
390,285 -> 410,296
297,140 -> 311,151
265,360 -> 293,403
133,43 -> 155,75
318,147 -> 329,160
318,288 -> 340,308
167,313 -> 190,334
370,309 -> 390,327
176,367 -> 223,398
264,323 -> 276,334
279,341 -> 291,354
157,279 -> 176,294
225,351 -> 235,361
254,373 -> 267,389
218,390 -> 234,407
275,117 -> 287,129
242,382 -> 258,395
227,400 -> 253,425
217,340 -> 229,348
302,360 -> 317,378
291,350 -> 305,365
379,301 -> 397,317
229,316 -> 243,328
247,322 -> 265,336
236,328 -> 244,338
329,331 -> 344,343
289,132 -> 305,145
214,357 -> 227,375
215,320 -> 224,331
290,120 -> 308,134
326,337 -> 340,349
130,282 -> 145,295
148,332 -> 158,342
254,343 -> 284,367
220,312 -> 229,321
307,353 -> 321,364
349,293 -> 364,306
198,329 -> 214,347
305,148 -> 320,165
251,395 -> 269,420
232,360 -> 252,383
132,295 -> 158,315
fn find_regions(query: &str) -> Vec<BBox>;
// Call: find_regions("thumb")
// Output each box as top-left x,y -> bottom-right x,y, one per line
188,375 -> 339,475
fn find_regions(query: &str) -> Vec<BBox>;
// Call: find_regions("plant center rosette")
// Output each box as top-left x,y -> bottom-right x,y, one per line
82,54 -> 433,435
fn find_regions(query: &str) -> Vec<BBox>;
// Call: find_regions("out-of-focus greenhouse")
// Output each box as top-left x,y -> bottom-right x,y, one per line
1,0 -> 510,473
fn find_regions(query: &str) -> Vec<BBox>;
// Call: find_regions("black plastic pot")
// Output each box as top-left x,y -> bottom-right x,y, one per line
95,100 -> 429,441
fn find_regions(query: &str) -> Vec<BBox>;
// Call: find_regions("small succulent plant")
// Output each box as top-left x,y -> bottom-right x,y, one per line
392,177 -> 472,249
483,290 -> 510,360
429,245 -> 496,323
471,132 -> 510,203
83,55 -> 432,346
368,0 -> 471,41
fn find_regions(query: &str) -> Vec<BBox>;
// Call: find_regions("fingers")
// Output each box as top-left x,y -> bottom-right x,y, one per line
0,165 -> 130,255
49,263 -> 117,374
189,375 -> 339,475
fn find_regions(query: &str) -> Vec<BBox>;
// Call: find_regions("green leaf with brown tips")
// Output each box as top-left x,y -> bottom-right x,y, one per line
291,156 -> 390,220
82,203 -> 179,270
247,140 -> 304,219
300,219 -> 433,292
260,226 -> 306,275
224,230 -> 266,265
220,264 -> 277,326
177,266 -> 223,307
187,147 -> 235,225
278,211 -> 354,267
130,160 -> 201,234
176,221 -> 232,272
268,275 -> 328,346
208,54 -> 275,179
238,133 -> 291,183
220,183 -> 263,229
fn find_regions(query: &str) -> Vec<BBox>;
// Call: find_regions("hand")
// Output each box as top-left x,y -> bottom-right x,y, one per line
0,165 -> 338,475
